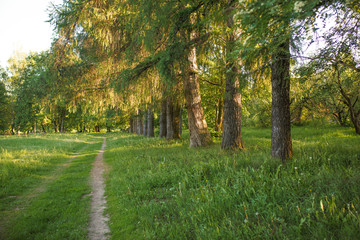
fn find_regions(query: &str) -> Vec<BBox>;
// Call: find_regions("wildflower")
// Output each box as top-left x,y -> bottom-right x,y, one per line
244,219 -> 248,223
294,167 -> 298,170
255,212 -> 259,216
294,1 -> 305,12
309,157 -> 312,160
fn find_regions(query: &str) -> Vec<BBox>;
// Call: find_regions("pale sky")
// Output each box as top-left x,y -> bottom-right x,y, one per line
0,0 -> 62,67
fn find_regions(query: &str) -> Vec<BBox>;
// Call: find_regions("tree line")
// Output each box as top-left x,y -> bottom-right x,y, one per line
0,0 -> 359,162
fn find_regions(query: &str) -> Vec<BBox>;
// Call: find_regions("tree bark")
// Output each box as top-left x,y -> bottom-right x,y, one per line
182,21 -> 212,147
215,96 -> 224,132
179,108 -> 182,136
173,103 -> 181,139
60,115 -> 65,133
166,96 -> 174,139
337,68 -> 360,134
221,1 -> 244,150
138,110 -> 144,135
144,108 -> 148,137
270,39 -> 293,162
147,107 -> 154,137
130,117 -> 134,133
159,98 -> 167,138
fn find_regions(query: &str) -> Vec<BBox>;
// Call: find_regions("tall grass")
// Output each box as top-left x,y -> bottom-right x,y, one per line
104,126 -> 360,239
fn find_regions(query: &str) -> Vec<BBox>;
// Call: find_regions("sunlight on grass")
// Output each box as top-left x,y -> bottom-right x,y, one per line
105,127 -> 360,239
0,133 -> 104,239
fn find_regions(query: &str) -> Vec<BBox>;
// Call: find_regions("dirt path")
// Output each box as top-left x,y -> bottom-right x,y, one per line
0,143 -> 91,238
88,137 -> 110,240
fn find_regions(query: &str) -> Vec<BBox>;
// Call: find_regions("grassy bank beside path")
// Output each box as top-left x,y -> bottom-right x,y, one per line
0,133 -> 103,239
104,126 -> 360,239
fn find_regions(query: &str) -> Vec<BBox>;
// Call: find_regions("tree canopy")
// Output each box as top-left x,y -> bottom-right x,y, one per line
1,0 -> 359,161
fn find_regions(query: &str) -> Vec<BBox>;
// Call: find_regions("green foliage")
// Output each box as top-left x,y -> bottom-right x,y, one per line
0,67 -> 12,133
104,127 -> 360,239
4,0 -> 359,135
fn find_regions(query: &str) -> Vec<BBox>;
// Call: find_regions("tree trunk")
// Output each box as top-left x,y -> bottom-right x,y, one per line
94,125 -> 100,132
54,120 -> 58,133
136,110 -> 143,135
136,116 -> 140,134
144,108 -> 148,137
60,116 -> 65,133
173,103 -> 181,139
140,116 -> 144,135
130,117 -> 134,133
215,96 -> 224,132
270,39 -> 293,162
221,2 -> 244,150
166,96 -> 174,139
336,67 -> 360,135
41,124 -> 46,133
352,114 -> 360,135
179,108 -> 182,136
182,22 -> 212,147
147,107 -> 154,137
159,98 -> 167,138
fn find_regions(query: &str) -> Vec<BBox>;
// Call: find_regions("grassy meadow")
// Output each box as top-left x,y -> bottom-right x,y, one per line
0,134 -> 103,239
104,126 -> 360,239
0,126 -> 359,239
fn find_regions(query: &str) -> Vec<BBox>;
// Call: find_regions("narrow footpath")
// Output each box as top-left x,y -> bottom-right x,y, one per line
88,137 -> 110,240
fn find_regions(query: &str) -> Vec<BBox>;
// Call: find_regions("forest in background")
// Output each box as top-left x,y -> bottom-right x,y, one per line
0,0 -> 359,162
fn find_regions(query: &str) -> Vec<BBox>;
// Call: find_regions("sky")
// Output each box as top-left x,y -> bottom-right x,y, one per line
0,0 -> 62,67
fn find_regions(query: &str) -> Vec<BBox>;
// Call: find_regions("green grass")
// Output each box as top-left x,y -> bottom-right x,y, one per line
0,133 -> 103,239
1,127 -> 359,239
104,126 -> 360,239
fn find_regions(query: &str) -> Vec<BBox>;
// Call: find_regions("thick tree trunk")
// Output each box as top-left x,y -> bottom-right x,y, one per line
270,39 -> 293,162
136,116 -> 141,135
221,3 -> 244,150
166,96 -> 174,139
166,96 -> 181,140
144,109 -> 148,137
130,117 -> 134,133
140,116 -> 144,135
352,114 -> 360,135
182,27 -> 212,147
173,104 -> 181,139
136,110 -> 143,135
147,107 -> 154,137
159,98 -> 167,138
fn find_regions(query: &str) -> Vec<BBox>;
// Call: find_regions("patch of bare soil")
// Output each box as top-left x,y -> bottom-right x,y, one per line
88,137 -> 110,240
